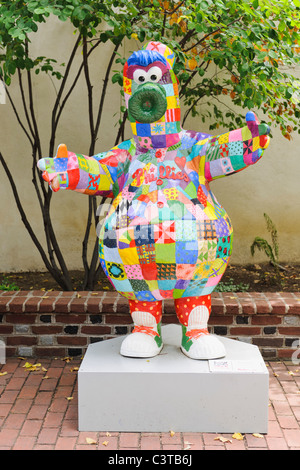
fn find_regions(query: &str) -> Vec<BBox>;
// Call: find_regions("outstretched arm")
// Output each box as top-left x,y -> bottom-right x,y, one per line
37,142 -> 133,196
195,112 -> 270,182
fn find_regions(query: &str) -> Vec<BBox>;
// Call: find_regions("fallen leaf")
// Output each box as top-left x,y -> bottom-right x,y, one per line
214,436 -> 232,443
22,362 -> 42,372
42,367 -> 48,372
0,371 -> 7,376
106,432 -> 111,437
169,430 -> 175,437
252,433 -> 264,438
232,433 -> 244,440
273,373 -> 279,377
288,371 -> 295,376
86,437 -> 97,445
62,357 -> 72,363
70,367 -> 79,372
66,396 -> 73,401
42,376 -> 49,380
102,441 -> 109,446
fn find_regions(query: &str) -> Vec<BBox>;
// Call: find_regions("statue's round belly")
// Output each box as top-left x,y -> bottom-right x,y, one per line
98,194 -> 233,301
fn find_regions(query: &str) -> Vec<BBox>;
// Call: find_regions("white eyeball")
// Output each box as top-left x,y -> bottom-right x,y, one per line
133,69 -> 148,84
147,66 -> 162,83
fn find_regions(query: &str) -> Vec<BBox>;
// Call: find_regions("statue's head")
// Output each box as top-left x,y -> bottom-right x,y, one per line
123,41 -> 181,149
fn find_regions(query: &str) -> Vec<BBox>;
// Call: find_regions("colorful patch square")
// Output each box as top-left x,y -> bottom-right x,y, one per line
157,263 -> 177,280
140,262 -> 158,281
155,242 -> 176,263
175,220 -> 197,241
151,122 -> 166,135
119,247 -> 139,265
154,222 -> 176,244
228,140 -> 243,156
216,235 -> 232,258
136,123 -> 151,137
176,264 -> 195,280
197,220 -> 217,239
106,262 -> 127,280
176,241 -> 198,264
134,225 -> 155,246
124,264 -> 144,280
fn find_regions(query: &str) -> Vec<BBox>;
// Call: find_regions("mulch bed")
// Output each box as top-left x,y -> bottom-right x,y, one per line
1,263 -> 299,293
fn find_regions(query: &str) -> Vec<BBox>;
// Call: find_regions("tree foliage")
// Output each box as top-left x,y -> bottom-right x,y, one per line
0,0 -> 299,289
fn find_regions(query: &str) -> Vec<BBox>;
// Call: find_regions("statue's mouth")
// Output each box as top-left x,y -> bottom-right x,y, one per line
128,83 -> 167,124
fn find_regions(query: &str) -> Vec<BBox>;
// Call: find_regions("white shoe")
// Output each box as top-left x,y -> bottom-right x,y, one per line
120,311 -> 163,358
180,305 -> 226,360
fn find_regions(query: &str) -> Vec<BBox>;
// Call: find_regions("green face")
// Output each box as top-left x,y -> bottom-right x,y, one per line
128,82 -> 167,124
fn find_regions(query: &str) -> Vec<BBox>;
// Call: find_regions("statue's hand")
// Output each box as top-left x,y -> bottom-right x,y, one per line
246,111 -> 270,155
37,144 -> 74,192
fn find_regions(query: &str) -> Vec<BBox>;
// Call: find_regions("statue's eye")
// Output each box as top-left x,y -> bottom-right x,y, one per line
148,66 -> 162,82
133,69 -> 147,84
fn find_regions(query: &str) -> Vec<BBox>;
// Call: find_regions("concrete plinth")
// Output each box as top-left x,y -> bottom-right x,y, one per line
78,325 -> 269,433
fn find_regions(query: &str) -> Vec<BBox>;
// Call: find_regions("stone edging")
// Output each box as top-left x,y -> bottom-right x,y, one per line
0,290 -> 299,360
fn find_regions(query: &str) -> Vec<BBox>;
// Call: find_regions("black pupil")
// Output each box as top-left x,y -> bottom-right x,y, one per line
150,75 -> 157,81
139,76 -> 145,82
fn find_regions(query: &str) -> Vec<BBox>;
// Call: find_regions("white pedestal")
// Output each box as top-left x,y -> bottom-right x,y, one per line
78,325 -> 269,433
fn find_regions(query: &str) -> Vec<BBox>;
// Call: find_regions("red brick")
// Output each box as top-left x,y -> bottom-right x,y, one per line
69,295 -> 90,313
278,327 -> 300,335
270,301 -> 287,314
20,419 -> 43,436
81,325 -> 111,335
32,325 -> 63,335
55,314 -> 87,323
37,428 -> 59,444
119,432 -> 140,448
266,437 -> 289,450
55,436 -> 77,450
253,300 -> 271,313
7,336 -> 37,346
2,412 -> 26,429
35,347 -> 66,357
209,315 -> 233,325
86,298 -> 102,313
229,327 -> 261,336
24,297 -> 41,312
251,315 -> 282,325
54,298 -> 72,313
278,349 -> 296,359
283,429 -> 300,448
5,314 -> 36,324
211,300 -> 225,315
240,302 -> 256,314
104,314 -> 132,325
0,298 -> 10,313
57,336 -> 87,346
0,325 -> 13,334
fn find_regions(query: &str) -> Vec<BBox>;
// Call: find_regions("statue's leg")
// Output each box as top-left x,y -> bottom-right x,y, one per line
120,299 -> 163,358
174,295 -> 226,360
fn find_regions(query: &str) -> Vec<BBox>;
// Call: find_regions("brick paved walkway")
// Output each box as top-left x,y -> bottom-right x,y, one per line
0,357 -> 299,450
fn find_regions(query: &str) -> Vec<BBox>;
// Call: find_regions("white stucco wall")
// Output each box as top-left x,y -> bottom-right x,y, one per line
0,17 -> 299,272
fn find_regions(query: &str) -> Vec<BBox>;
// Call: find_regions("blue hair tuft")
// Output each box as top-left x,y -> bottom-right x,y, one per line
127,49 -> 167,67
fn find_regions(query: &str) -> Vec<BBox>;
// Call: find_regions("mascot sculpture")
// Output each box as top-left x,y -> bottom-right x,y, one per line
38,41 -> 270,360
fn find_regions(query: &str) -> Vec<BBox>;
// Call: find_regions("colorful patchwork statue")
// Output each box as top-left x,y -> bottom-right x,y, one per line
37,41 -> 270,360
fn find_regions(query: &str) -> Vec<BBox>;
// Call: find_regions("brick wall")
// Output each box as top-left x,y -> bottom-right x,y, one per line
0,290 -> 299,360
